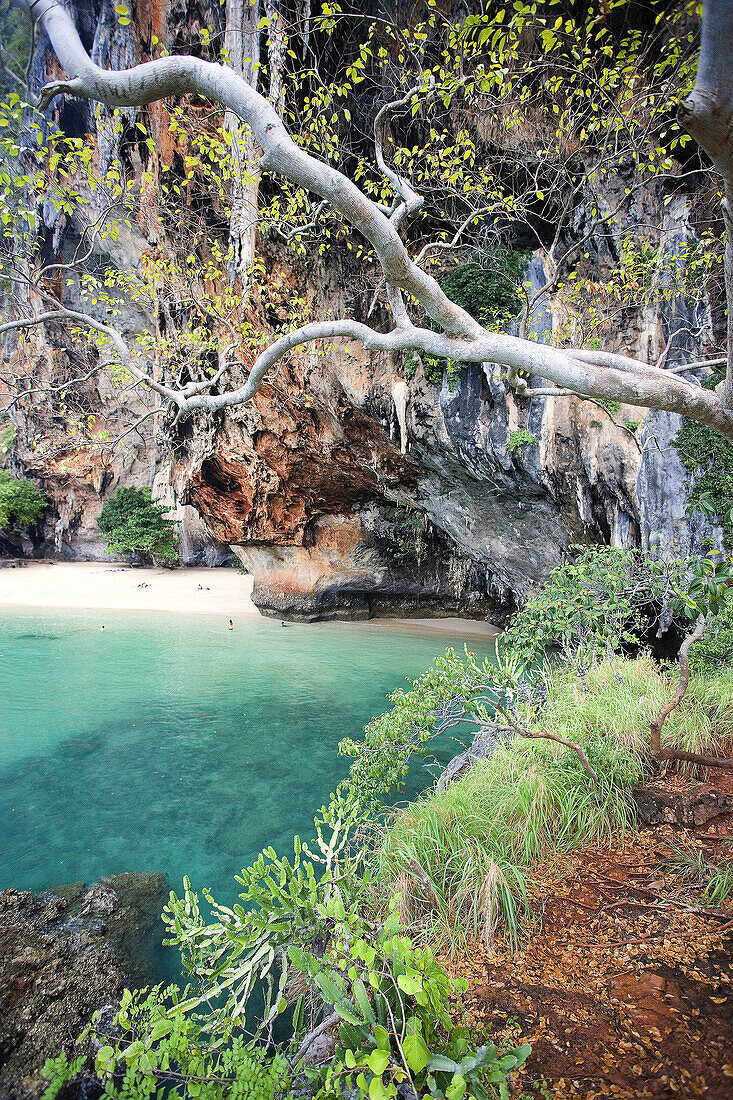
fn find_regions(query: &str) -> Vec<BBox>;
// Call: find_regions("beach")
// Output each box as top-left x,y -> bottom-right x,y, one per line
0,560 -> 258,615
0,561 -> 500,638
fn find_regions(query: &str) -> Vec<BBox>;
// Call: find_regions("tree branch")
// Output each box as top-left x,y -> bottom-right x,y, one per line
9,0 -> 733,442
648,615 -> 733,771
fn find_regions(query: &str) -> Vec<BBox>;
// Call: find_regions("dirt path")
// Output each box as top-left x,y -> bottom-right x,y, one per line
444,791 -> 733,1098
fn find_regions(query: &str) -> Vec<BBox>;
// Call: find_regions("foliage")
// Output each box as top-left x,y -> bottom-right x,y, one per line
372,653 -> 733,947
555,235 -> 722,354
705,860 -> 733,904
42,987 -> 291,1099
421,254 -> 529,388
540,656 -> 733,768
0,6 -> 31,101
0,417 -> 16,453
673,373 -> 733,548
506,430 -> 538,454
43,786 -> 527,1100
0,468 -> 46,529
654,837 -> 733,905
690,590 -> 733,673
502,546 -> 733,673
389,505 -> 425,563
294,903 -> 530,1100
339,648 -> 510,809
97,486 -> 178,562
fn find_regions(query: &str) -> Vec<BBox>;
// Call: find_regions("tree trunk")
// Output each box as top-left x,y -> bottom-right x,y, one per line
678,0 -> 733,409
224,0 -> 260,288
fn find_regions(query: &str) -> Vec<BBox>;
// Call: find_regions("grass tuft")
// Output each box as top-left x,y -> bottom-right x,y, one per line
373,656 -> 733,949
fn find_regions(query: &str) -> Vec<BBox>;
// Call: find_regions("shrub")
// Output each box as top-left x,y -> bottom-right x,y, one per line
690,590 -> 733,672
97,486 -> 178,562
420,252 -> 529,389
43,788 -> 528,1100
0,469 -> 46,529
507,429 -> 538,453
501,546 -> 733,671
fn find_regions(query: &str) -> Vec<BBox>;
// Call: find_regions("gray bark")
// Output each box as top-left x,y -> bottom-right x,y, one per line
224,0 -> 261,286
8,0 -> 733,442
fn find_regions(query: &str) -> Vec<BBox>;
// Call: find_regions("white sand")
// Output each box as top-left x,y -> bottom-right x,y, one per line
0,560 -> 257,615
0,560 -> 500,638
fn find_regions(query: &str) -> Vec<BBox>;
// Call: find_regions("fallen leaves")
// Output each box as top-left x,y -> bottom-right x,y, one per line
441,822 -> 733,1100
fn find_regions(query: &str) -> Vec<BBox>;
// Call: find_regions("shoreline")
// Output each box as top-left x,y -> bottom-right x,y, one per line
0,560 -> 258,616
0,560 -> 500,638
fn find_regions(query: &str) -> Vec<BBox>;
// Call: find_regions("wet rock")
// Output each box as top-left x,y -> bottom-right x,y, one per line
0,873 -> 168,1100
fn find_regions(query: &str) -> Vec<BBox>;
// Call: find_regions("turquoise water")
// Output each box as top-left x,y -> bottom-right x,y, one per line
0,609 -> 494,909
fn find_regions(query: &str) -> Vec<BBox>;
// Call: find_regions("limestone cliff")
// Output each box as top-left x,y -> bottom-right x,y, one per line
1,0 -> 723,619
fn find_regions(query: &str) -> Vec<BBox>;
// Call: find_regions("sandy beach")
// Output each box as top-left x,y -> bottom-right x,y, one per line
0,560 -> 500,638
0,560 -> 258,615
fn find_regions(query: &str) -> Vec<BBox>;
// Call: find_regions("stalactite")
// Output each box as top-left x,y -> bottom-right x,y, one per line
391,380 -> 409,455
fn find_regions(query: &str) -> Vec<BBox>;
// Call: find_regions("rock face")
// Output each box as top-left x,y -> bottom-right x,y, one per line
3,0 -> 724,619
0,873 -> 169,1100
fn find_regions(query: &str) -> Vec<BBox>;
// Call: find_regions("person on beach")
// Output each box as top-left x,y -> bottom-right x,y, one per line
228,619 -> 234,630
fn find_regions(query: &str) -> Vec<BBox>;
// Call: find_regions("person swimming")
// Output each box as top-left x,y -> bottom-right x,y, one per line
228,619 -> 234,630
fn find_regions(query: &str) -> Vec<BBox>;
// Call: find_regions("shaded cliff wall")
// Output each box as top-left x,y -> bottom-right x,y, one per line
2,0 -> 722,616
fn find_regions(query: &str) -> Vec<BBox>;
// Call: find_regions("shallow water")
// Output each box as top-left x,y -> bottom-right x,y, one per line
0,608 -> 494,910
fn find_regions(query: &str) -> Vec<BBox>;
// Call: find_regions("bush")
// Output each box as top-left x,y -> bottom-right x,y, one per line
97,486 -> 178,562
43,787 -> 528,1100
506,429 -> 538,454
0,469 -> 46,529
673,371 -> 733,548
689,589 -> 733,673
501,546 -> 733,671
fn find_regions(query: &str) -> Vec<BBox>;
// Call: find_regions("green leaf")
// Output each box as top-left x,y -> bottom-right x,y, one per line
446,1074 -> 466,1100
403,1032 -> 431,1074
368,1049 -> 390,1075
427,1054 -> 458,1074
374,1024 -> 390,1051
353,979 -> 376,1025
397,973 -> 422,996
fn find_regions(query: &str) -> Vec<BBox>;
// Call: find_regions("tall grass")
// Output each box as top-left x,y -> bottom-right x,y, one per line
372,656 -> 733,950
546,655 -> 733,763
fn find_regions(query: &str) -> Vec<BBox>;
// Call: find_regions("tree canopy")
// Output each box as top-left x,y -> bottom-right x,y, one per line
0,468 -> 46,529
1,0 -> 733,451
97,486 -> 178,561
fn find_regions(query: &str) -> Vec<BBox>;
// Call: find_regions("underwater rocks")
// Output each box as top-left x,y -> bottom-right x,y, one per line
0,872 -> 168,1100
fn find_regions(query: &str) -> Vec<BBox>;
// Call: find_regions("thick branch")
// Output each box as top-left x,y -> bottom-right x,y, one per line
647,615 -> 733,771
11,0 -> 733,441
494,703 -> 599,784
373,85 -> 424,230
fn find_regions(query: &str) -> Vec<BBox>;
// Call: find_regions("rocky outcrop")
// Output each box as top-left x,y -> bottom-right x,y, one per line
0,873 -> 168,1100
3,0 -> 724,619
632,782 -> 733,826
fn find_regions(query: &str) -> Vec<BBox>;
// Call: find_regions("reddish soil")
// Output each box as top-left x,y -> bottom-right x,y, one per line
444,783 -> 733,1099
